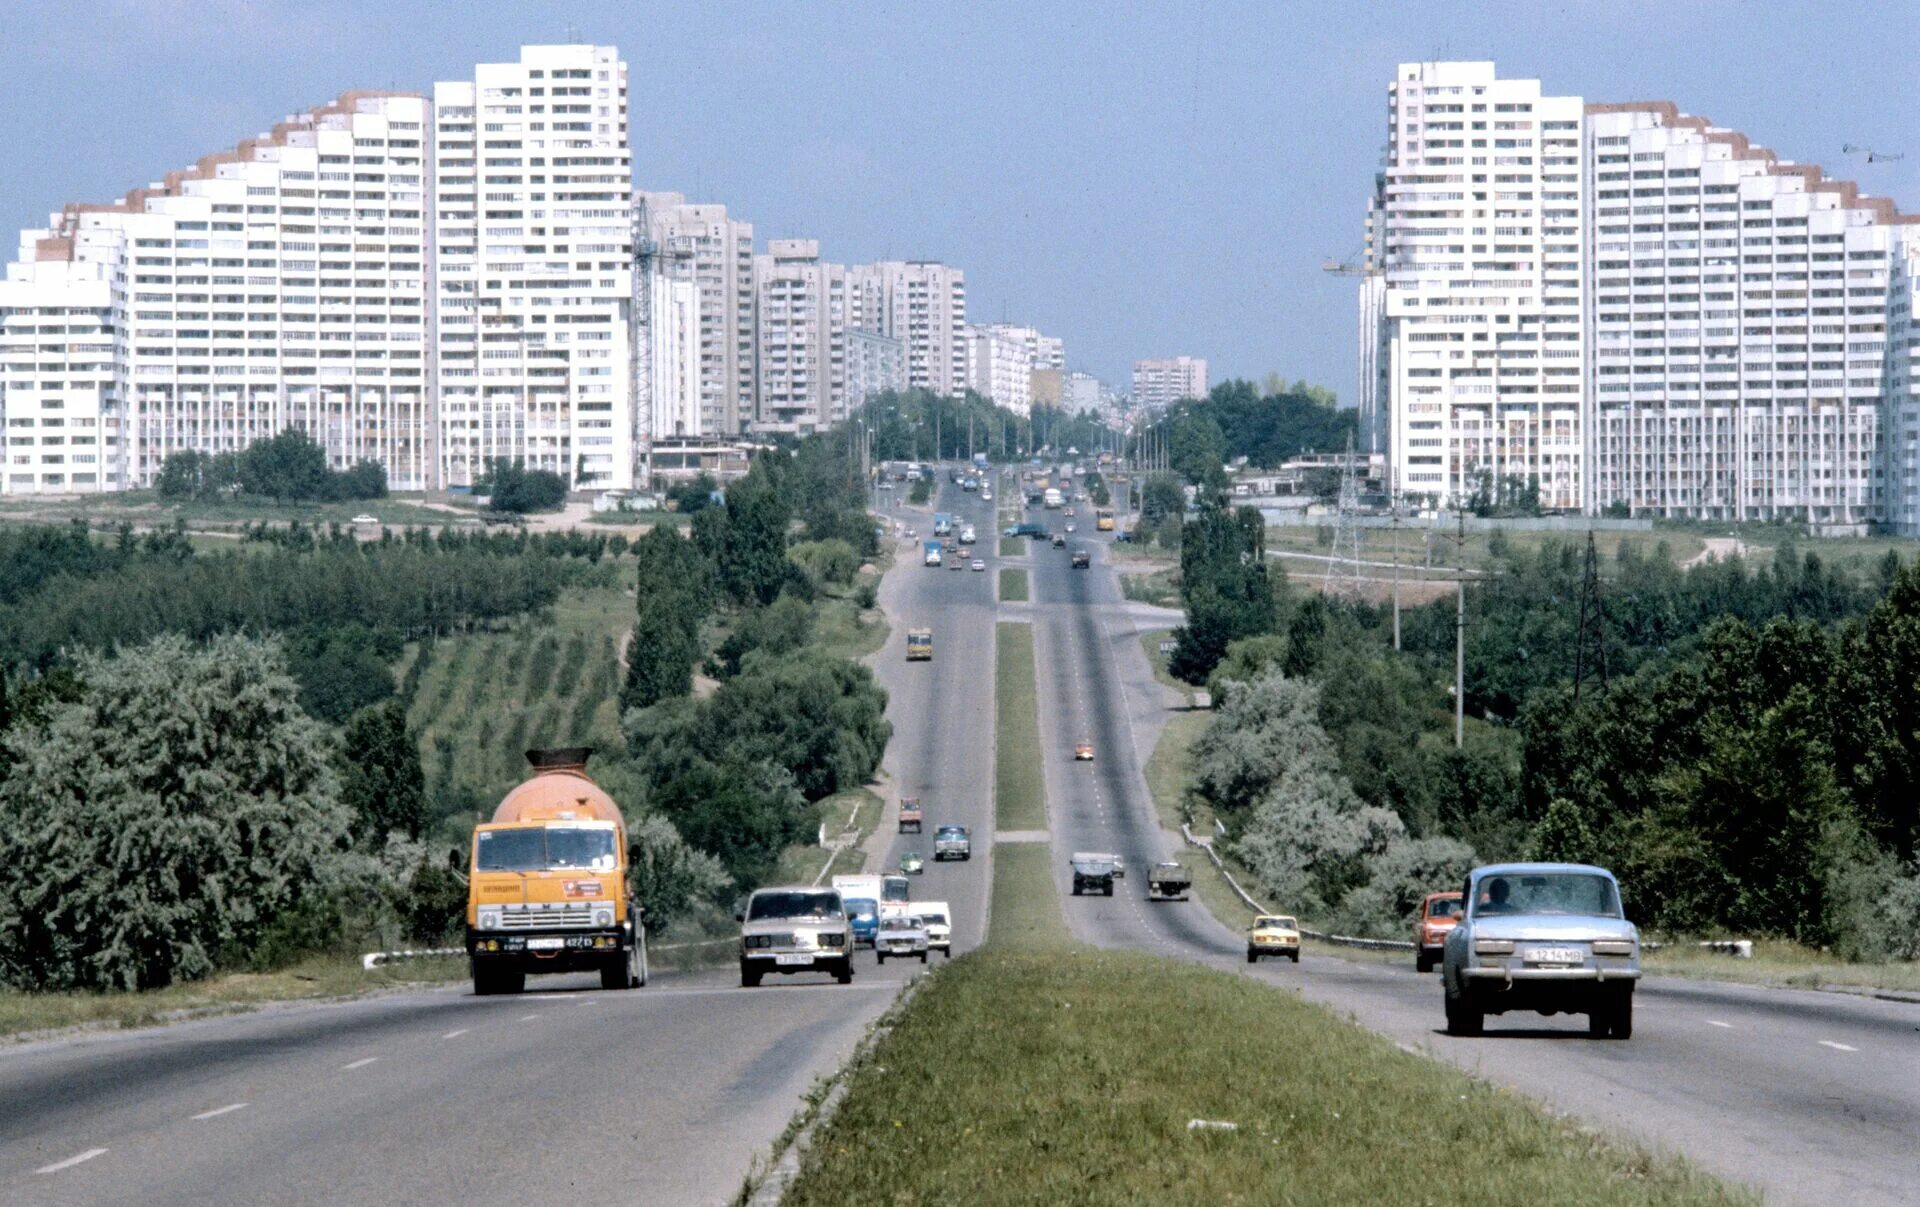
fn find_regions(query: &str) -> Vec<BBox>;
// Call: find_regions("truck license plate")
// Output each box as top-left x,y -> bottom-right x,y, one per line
1525,946 -> 1583,965
775,954 -> 813,966
526,937 -> 564,951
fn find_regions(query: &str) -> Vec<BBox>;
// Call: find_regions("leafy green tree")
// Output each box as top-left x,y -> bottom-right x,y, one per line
479,458 -> 568,513
712,592 -> 816,678
339,699 -> 427,843
909,477 -> 932,505
333,460 -> 388,501
667,473 -> 720,513
1527,798 -> 1598,863
1170,505 -> 1272,684
624,604 -> 699,710
718,455 -> 794,607
789,538 -> 858,588
649,760 -> 806,887
284,625 -> 399,724
1168,410 -> 1230,497
627,812 -> 731,932
239,428 -> 331,501
0,634 -> 350,990
156,450 -> 212,500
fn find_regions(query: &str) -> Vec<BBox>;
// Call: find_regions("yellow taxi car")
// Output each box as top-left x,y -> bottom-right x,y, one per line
1247,914 -> 1301,963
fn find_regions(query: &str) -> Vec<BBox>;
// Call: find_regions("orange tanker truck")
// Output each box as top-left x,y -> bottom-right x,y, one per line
466,747 -> 648,995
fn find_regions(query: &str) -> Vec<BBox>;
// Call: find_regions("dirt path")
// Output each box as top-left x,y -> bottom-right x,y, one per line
1686,536 -> 1747,568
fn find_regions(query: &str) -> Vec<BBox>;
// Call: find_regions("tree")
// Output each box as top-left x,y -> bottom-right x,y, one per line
0,634 -> 350,990
1139,473 -> 1185,528
239,428 -> 331,501
718,455 -> 793,607
1527,798 -> 1598,864
1170,505 -> 1273,684
284,625 -> 398,724
1168,410 -> 1230,497
156,450 -> 211,500
333,460 -> 388,501
339,699 -> 427,844
623,603 -> 698,710
649,760 -> 806,887
667,473 -> 720,514
480,458 -> 568,514
627,812 -> 731,933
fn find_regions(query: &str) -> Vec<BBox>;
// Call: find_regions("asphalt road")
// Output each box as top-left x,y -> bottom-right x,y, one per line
0,476 -> 1001,1207
1024,485 -> 1920,1207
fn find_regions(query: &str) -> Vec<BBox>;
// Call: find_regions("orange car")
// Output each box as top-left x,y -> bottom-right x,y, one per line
1414,890 -> 1463,972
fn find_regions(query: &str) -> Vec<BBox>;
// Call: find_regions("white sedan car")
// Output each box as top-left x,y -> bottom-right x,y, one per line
875,915 -> 930,964
971,559 -> 986,571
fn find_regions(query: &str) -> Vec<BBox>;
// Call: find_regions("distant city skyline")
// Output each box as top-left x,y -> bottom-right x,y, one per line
3,1 -> 1914,404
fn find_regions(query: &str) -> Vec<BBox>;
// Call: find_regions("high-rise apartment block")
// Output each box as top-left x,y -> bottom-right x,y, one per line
3,90 -> 433,493
431,45 -> 633,490
1369,61 -> 1920,531
751,239 -> 844,434
1131,356 -> 1208,407
637,191 -> 754,435
855,261 -> 968,395
963,323 -> 1035,415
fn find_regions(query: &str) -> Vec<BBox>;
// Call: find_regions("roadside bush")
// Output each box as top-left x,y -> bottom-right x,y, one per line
628,812 -> 732,933
790,538 -> 859,588
0,634 -> 351,990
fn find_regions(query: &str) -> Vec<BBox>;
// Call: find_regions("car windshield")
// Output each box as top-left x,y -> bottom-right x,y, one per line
475,824 -> 617,872
1475,873 -> 1621,918
1428,898 -> 1461,919
1256,916 -> 1297,930
748,891 -> 844,921
881,917 -> 919,931
938,827 -> 965,837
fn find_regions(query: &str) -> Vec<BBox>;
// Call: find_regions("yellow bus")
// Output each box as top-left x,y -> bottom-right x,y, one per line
1096,509 -> 1115,532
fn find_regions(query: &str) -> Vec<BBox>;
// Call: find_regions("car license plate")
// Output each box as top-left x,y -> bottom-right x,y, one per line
775,954 -> 812,966
1525,946 -> 1583,965
526,937 -> 564,951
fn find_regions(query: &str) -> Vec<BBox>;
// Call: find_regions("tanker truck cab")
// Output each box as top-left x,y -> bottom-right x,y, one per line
466,747 -> 647,996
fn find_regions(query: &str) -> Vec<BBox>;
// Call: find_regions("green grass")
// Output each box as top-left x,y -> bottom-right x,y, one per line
987,843 -> 1068,951
404,583 -> 636,843
1641,940 -> 1920,996
0,490 -> 480,531
0,953 -> 468,1042
1142,709 -> 1265,932
1262,523 -> 1719,579
994,622 -> 1047,832
783,946 -> 1747,1206
771,788 -> 887,888
1138,628 -> 1200,705
813,577 -> 890,661
999,537 -> 1024,558
999,567 -> 1029,602
1119,565 -> 1181,608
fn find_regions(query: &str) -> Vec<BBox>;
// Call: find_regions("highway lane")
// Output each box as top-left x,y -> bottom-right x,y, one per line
0,472 -> 1005,1207
1023,491 -> 1920,1207
867,473 -> 1002,953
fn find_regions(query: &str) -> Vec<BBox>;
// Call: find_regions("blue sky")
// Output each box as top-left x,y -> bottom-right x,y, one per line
4,1 -> 1914,403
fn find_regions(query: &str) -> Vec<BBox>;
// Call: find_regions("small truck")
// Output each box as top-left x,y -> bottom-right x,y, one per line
1070,851 -> 1125,897
899,798 -> 924,833
1147,861 -> 1192,901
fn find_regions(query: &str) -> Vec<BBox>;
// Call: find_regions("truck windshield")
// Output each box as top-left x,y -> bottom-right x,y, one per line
475,825 -> 618,872
881,876 -> 910,902
749,891 -> 843,921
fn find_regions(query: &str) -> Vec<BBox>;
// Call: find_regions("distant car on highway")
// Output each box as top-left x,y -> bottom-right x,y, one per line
1071,550 -> 1090,569
1442,863 -> 1640,1039
934,824 -> 972,861
1247,915 -> 1301,963
1064,523 -> 1076,533
846,898 -> 880,947
900,850 -> 925,876
948,554 -> 966,570
917,900 -> 953,957
1051,533 -> 1067,548
1114,530 -> 1135,543
738,886 -> 854,987
971,558 -> 985,571
980,489 -> 993,501
1415,890 -> 1463,973
1073,741 -> 1094,761
875,914 -> 930,964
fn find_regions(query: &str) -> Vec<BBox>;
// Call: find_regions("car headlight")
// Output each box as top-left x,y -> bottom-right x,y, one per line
1474,939 -> 1515,955
1591,939 -> 1635,956
743,935 -> 774,949
477,908 -> 502,930
819,933 -> 846,948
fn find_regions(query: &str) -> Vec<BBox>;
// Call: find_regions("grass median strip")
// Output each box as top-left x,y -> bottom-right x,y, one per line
998,566 -> 1029,602
987,843 -> 1067,951
994,621 -> 1046,831
781,946 -> 1746,1206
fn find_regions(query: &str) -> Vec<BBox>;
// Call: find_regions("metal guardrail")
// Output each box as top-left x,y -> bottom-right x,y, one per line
361,937 -> 737,971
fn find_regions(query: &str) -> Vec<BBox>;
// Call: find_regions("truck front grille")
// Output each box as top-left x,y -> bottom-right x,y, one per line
500,902 -> 594,929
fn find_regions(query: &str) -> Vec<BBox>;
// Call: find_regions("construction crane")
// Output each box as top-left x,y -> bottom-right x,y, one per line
1321,246 -> 1379,277
630,195 -> 694,493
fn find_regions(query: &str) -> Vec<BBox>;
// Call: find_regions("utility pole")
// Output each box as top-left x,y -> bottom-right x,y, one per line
1449,507 -> 1468,748
1391,500 -> 1402,651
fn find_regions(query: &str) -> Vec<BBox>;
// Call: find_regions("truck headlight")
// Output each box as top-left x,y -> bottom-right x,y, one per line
477,908 -> 503,931
593,908 -> 614,928
1591,939 -> 1635,956
1474,939 -> 1515,955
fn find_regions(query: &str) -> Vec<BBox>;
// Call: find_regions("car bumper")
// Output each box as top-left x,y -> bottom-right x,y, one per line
742,950 -> 847,970
1461,966 -> 1641,983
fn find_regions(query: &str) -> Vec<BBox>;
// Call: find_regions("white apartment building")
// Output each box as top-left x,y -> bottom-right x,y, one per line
963,323 -> 1035,415
1062,370 -> 1114,415
648,273 -> 702,439
1373,61 -> 1586,511
849,260 -> 968,395
752,239 -> 844,433
637,190 -> 754,435
1131,356 -> 1209,407
846,327 -> 907,412
1369,62 -> 1920,530
431,45 -> 635,490
1584,102 -> 1916,528
2,90 -> 433,493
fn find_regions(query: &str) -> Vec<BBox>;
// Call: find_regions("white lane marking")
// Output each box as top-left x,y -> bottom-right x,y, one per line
341,1057 -> 379,1070
190,1103 -> 248,1121
518,1013 -> 540,1021
1707,1020 -> 1733,1029
1819,1040 -> 1859,1052
442,1029 -> 469,1039
35,1148 -> 107,1174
